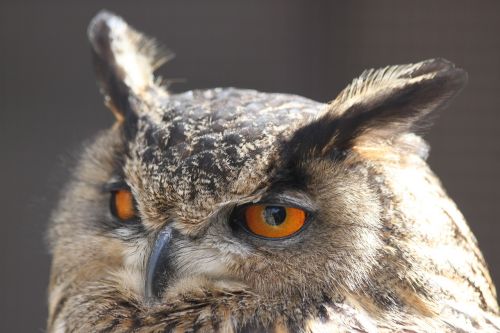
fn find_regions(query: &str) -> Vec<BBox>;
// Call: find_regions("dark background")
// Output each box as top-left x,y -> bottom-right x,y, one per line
1,1 -> 499,331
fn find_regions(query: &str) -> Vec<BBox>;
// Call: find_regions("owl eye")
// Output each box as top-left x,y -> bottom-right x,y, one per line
240,204 -> 307,239
110,189 -> 138,223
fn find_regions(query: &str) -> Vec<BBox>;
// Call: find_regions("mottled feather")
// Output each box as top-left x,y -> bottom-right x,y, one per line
47,11 -> 499,333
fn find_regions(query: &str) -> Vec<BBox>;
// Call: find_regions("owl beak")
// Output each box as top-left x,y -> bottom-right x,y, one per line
145,225 -> 176,300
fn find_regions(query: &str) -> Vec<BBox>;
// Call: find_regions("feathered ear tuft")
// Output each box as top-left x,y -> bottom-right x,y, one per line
287,58 -> 467,158
88,10 -> 173,122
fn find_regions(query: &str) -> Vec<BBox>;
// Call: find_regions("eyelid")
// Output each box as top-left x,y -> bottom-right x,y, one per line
237,202 -> 312,219
103,180 -> 130,192
253,193 -> 316,213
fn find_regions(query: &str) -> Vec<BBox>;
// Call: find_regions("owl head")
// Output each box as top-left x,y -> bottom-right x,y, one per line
47,11 -> 499,332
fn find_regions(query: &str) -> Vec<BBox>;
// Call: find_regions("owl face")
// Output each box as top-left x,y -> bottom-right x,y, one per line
65,82 -> 384,301
47,11 -> 499,333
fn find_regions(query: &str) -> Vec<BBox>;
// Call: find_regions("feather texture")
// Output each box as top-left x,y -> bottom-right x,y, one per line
47,11 -> 499,333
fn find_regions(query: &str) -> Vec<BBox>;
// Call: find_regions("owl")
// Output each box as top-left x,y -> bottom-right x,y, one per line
47,10 -> 499,333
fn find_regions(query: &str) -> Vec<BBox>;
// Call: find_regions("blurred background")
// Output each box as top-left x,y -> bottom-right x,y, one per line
1,1 -> 499,331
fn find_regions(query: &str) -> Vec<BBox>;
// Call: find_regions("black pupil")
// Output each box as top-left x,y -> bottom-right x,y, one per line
263,206 -> 286,226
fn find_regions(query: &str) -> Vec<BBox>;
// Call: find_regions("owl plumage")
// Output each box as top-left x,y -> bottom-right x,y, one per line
47,11 -> 499,332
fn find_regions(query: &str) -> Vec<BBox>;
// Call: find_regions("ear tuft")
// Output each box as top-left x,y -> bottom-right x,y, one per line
88,10 -> 173,121
287,59 -> 467,158
331,58 -> 467,120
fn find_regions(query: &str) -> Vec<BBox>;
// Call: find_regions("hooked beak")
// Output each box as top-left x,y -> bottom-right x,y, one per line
145,225 -> 176,300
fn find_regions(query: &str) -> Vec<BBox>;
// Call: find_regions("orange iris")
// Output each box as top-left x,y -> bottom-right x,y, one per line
112,189 -> 136,221
244,205 -> 306,238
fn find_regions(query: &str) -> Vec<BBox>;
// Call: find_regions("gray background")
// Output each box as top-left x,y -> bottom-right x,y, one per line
1,1 -> 499,331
